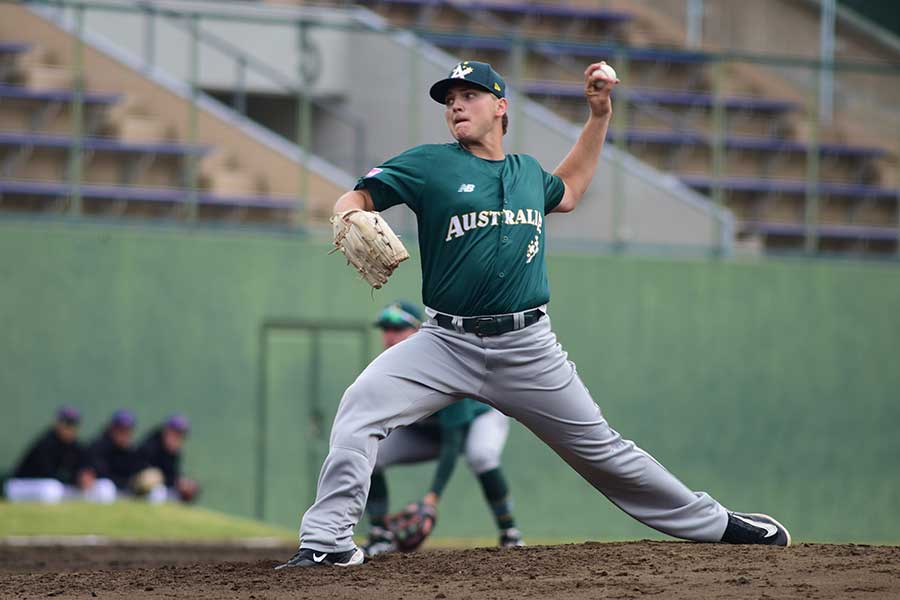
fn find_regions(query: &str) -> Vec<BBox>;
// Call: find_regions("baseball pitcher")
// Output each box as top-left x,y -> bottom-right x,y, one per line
276,60 -> 790,569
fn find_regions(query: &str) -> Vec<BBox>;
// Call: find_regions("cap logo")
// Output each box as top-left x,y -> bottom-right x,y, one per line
451,63 -> 474,79
493,82 -> 501,92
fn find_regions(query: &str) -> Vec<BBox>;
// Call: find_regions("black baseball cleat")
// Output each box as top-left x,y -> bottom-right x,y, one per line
721,512 -> 792,547
274,546 -> 365,569
362,526 -> 397,558
499,528 -> 525,548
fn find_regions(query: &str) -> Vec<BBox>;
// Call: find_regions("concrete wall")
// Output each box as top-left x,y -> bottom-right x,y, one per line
2,220 -> 900,543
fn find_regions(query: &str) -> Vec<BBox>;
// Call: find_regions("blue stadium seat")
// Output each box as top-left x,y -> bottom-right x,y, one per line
532,42 -> 708,64
463,2 -> 633,22
0,42 -> 31,54
680,176 -> 899,199
606,129 -> 887,158
0,180 -> 295,210
521,82 -> 799,112
0,131 -> 209,156
419,34 -> 707,64
0,84 -> 120,105
357,0 -> 633,22
742,221 -> 900,241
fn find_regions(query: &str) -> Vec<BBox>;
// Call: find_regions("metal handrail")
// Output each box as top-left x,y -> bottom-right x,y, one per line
137,0 -> 368,175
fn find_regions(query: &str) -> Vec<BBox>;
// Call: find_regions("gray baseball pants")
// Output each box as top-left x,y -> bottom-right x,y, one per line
299,313 -> 728,552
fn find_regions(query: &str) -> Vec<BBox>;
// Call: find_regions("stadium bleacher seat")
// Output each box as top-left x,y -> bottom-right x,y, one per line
462,2 -> 632,23
0,42 -> 30,53
357,0 -> 633,23
420,33 -> 708,65
0,84 -> 120,105
522,82 -> 798,113
679,175 -> 898,199
0,131 -> 209,156
742,221 -> 900,242
606,130 -> 887,159
0,180 -> 296,210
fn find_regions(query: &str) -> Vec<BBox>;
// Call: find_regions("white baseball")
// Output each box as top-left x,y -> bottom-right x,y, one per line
591,64 -> 618,88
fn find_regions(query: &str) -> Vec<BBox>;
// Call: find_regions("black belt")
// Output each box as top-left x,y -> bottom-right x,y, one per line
433,309 -> 544,337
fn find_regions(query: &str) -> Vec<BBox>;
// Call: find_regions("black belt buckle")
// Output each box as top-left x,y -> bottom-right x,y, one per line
471,316 -> 499,337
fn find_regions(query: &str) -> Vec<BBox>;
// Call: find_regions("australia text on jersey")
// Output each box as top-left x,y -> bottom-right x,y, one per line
445,208 -> 543,242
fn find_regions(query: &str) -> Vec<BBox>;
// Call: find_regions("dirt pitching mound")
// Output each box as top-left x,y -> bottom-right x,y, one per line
2,540 -> 898,599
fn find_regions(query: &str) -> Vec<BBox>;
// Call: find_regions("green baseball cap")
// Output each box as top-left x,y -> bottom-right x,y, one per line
375,300 -> 423,330
429,60 -> 506,104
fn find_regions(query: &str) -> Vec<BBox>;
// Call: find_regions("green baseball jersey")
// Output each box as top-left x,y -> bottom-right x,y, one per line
356,143 -> 565,316
436,398 -> 491,430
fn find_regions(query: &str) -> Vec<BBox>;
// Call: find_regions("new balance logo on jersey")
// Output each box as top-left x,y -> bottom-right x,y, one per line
457,184 -> 476,193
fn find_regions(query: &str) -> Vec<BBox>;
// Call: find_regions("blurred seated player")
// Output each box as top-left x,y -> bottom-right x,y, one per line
4,406 -> 116,503
88,408 -> 165,500
136,414 -> 200,503
363,301 -> 525,556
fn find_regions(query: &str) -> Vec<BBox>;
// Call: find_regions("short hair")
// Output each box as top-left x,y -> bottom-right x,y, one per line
502,113 -> 508,135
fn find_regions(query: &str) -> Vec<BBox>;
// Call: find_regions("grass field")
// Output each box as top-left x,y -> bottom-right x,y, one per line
0,500 -> 296,541
0,500 -> 562,547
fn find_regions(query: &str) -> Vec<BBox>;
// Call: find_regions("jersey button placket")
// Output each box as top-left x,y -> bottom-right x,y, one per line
497,172 -> 510,279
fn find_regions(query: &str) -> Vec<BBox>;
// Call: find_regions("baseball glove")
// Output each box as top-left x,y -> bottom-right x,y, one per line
386,501 -> 437,553
331,209 -> 409,289
130,467 -> 164,496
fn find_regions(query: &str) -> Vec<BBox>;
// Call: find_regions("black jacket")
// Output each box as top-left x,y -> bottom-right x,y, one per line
136,428 -> 180,487
88,431 -> 146,489
13,428 -> 89,485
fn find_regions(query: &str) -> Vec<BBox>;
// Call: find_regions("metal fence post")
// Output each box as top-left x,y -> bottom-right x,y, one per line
711,55 -> 726,247
686,0 -> 703,48
408,37 -> 421,149
67,3 -> 85,216
295,20 -> 313,228
142,2 -> 156,72
235,56 -> 247,115
510,35 -> 525,154
611,50 -> 629,252
896,74 -> 900,258
187,13 -> 200,221
819,0 -> 836,125
805,67 -> 821,255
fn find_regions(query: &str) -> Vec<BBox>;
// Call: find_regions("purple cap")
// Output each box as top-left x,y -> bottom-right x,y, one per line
165,414 -> 190,434
56,405 -> 81,425
110,409 -> 136,429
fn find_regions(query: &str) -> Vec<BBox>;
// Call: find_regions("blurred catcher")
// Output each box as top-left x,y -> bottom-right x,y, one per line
363,301 -> 524,556
137,414 -> 200,503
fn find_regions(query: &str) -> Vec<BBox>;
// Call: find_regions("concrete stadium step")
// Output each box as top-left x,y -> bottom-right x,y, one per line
0,3 -> 352,223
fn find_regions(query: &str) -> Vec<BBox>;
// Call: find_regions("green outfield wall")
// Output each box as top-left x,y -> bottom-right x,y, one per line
2,220 -> 899,544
